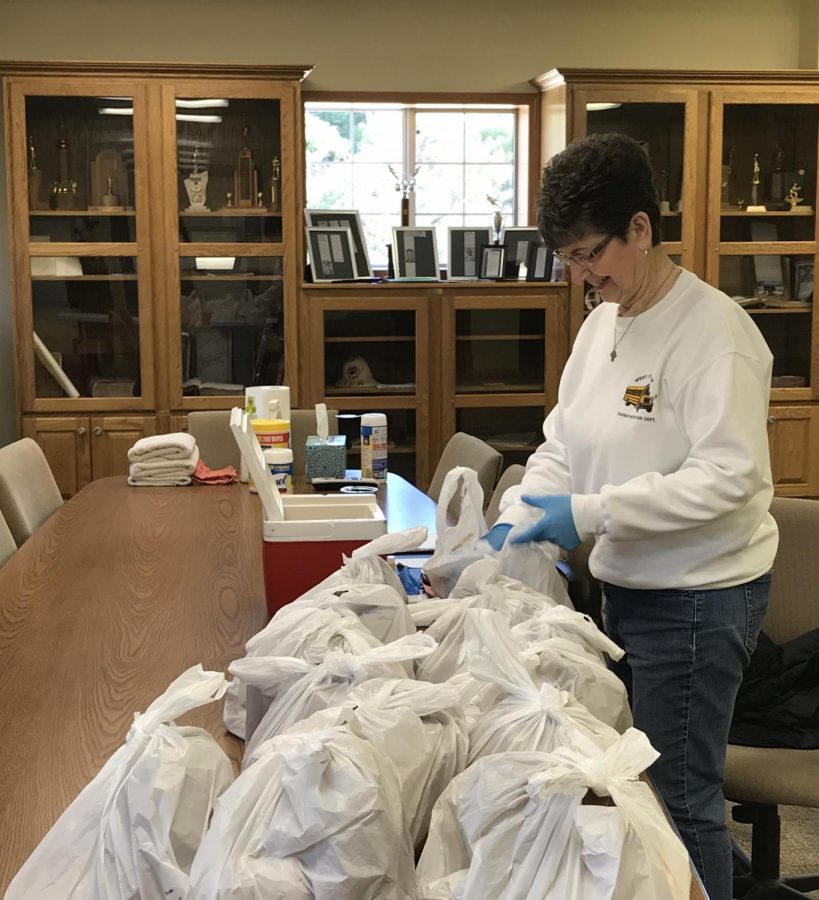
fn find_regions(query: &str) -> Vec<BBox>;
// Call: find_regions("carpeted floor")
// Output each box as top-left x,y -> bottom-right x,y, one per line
729,803 -> 819,898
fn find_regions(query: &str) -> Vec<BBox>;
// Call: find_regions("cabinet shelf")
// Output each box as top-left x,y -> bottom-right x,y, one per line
745,305 -> 813,314
345,444 -> 416,455
29,209 -> 136,217
324,335 -> 414,343
325,384 -> 416,395
456,382 -> 544,393
178,209 -> 282,217
180,275 -> 283,281
455,333 -> 543,341
31,274 -> 138,281
720,208 -> 814,217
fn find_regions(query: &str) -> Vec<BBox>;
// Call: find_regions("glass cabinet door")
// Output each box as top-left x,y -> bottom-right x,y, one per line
168,84 -> 293,405
708,91 -> 818,397
572,88 -> 700,274
15,87 -> 153,405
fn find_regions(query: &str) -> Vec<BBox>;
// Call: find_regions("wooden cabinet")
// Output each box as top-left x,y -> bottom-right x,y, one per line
533,69 -> 819,496
22,414 -> 156,496
301,281 -> 570,490
3,62 -> 311,495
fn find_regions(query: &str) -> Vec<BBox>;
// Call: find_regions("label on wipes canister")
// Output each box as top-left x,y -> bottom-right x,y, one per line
361,423 -> 387,480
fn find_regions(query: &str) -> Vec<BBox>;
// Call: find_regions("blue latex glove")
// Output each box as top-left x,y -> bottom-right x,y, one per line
482,523 -> 512,551
509,494 -> 581,551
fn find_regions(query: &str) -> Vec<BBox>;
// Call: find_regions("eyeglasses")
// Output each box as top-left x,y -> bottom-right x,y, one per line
553,233 -> 615,268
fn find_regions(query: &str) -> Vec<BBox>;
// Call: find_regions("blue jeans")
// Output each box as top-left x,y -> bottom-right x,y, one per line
602,572 -> 771,900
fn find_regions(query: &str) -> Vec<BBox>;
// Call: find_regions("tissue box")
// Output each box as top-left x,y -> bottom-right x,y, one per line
305,434 -> 347,481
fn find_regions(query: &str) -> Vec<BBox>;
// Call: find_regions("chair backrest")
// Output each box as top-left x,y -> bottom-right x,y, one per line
484,464 -> 527,526
765,497 -> 819,644
0,512 -> 16,567
187,411 -> 241,470
0,437 -> 63,546
289,409 -> 339,475
427,432 -> 504,511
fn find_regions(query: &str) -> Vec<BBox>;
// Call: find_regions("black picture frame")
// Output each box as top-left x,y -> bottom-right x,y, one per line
392,227 -> 440,279
304,226 -> 357,282
447,226 -> 493,280
502,227 -> 542,279
305,209 -> 373,279
525,242 -> 555,282
479,245 -> 506,280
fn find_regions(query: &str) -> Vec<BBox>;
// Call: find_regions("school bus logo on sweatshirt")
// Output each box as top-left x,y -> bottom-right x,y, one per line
623,384 -> 655,413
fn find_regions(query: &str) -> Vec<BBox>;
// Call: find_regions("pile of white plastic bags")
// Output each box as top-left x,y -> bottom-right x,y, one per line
7,468 -> 692,899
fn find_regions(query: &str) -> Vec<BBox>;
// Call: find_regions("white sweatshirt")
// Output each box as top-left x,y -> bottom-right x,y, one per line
498,269 -> 779,590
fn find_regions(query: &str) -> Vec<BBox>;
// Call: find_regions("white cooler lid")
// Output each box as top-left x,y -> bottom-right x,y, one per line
230,406 -> 285,521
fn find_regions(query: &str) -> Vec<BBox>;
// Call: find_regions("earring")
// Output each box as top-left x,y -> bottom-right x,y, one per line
641,244 -> 648,256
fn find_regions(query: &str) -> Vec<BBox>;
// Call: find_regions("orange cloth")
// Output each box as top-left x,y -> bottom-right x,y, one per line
192,459 -> 238,485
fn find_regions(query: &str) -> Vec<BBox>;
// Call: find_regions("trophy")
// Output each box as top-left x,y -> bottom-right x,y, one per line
389,164 -> 420,226
183,145 -> 209,212
270,156 -> 281,212
721,146 -> 734,207
785,183 -> 804,211
91,149 -> 127,211
487,194 -> 504,244
50,125 -> 78,211
233,122 -> 258,208
750,153 -> 761,208
770,143 -> 785,201
27,135 -> 47,211
658,169 -> 671,214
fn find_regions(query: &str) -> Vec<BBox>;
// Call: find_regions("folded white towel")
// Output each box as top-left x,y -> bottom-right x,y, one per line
128,475 -> 192,487
127,432 -> 197,463
129,446 -> 200,479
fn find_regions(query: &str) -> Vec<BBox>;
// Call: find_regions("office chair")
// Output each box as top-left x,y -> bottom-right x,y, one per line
428,432 -> 503,515
726,497 -> 819,899
187,410 -> 241,470
0,437 -> 63,546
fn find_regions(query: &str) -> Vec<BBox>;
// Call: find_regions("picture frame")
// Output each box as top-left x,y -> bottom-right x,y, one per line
501,227 -> 542,279
304,225 -> 357,282
447,226 -> 493,280
793,259 -> 814,301
525,242 -> 555,282
305,209 -> 373,279
479,245 -> 506,280
392,227 -> 440,279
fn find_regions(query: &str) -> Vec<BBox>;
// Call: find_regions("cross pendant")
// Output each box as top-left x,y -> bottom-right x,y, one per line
610,349 -> 617,362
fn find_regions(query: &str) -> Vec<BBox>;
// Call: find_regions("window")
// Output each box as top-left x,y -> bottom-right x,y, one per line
305,102 -> 525,269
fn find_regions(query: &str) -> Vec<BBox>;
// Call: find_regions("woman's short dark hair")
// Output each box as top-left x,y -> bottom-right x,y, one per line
537,132 -> 662,250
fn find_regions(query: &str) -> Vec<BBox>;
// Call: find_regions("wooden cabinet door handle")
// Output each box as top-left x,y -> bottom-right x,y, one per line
77,426 -> 87,435
93,426 -> 103,435
768,416 -> 776,425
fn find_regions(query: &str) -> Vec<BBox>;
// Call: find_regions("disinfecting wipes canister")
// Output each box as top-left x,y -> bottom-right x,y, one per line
360,412 -> 387,480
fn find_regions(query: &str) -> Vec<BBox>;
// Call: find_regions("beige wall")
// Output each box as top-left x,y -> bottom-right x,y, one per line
0,0 -> 813,93
0,0 -> 815,444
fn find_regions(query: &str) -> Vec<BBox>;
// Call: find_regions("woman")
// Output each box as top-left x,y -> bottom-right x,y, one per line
487,132 -> 777,900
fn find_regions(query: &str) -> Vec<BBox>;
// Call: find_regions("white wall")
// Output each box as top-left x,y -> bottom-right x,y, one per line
0,0 -> 814,443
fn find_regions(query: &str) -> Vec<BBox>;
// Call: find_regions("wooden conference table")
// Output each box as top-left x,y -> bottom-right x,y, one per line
0,474 -> 705,900
0,473 -> 436,894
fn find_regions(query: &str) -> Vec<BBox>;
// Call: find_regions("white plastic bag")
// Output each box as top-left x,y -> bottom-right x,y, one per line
188,727 -> 417,900
297,525 -> 429,601
463,609 -> 620,764
510,605 -> 625,665
423,468 -> 489,598
224,605 -> 380,738
7,666 -> 233,900
289,581 -> 415,643
417,729 -> 691,900
236,633 -> 437,766
413,582 -> 555,683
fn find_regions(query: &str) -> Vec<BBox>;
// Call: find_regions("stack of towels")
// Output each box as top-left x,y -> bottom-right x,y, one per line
128,433 -> 200,487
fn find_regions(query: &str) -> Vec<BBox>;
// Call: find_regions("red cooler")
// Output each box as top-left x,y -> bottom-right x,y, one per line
231,408 -> 387,617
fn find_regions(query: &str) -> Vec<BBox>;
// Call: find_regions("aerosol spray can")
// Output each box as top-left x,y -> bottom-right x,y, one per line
360,412 -> 387,480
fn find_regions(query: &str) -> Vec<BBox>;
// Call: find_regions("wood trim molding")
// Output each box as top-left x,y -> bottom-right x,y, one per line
303,90 -> 536,104
0,61 -> 314,81
531,68 -> 819,89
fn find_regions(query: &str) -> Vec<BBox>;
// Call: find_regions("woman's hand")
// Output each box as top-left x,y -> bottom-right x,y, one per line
510,495 -> 581,550
482,523 -> 513,551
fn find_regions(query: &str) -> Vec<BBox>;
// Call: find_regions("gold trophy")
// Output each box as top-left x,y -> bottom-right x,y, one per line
27,135 -> 48,211
270,156 -> 281,212
233,122 -> 258,208
183,145 -> 210,212
785,183 -> 804,211
50,126 -> 79,211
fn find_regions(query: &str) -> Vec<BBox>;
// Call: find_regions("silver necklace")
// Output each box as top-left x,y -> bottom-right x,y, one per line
610,315 -> 637,362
